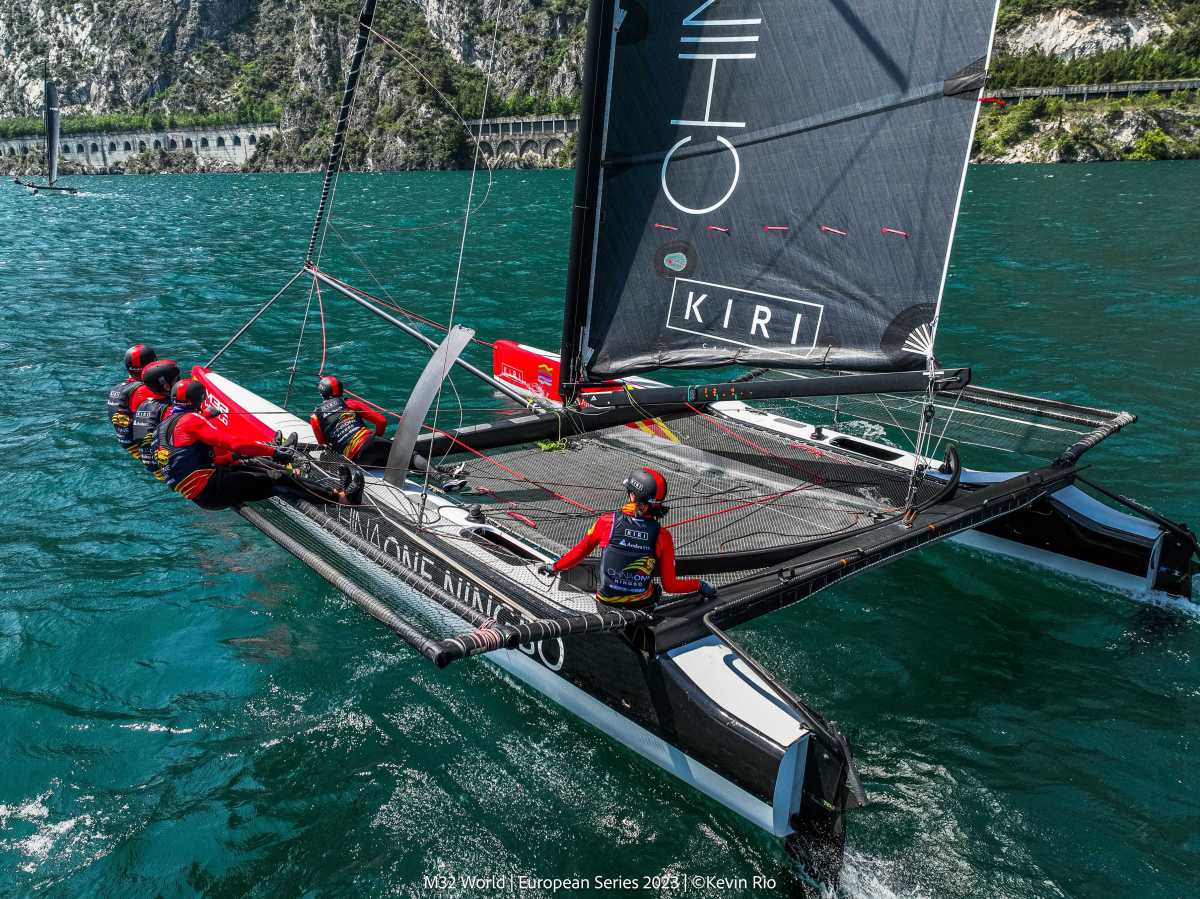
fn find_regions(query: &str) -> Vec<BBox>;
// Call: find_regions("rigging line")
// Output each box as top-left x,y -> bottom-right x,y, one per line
326,221 -> 416,327
425,423 -> 597,514
930,385 -> 965,460
306,0 -> 378,266
308,262 -> 497,348
364,24 -> 496,201
314,275 -> 329,375
206,268 -> 306,368
903,362 -> 939,515
683,402 -> 827,487
420,7 -> 502,525
283,276 -> 318,411
314,29 -> 374,268
668,485 -> 810,531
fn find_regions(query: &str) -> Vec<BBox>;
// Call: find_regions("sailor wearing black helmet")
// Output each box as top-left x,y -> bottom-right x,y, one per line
156,379 -> 363,510
129,360 -> 181,478
107,343 -> 157,457
539,467 -> 717,608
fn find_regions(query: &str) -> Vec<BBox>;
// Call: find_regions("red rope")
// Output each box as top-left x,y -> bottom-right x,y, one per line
343,389 -> 403,419
308,265 -> 496,348
425,424 -> 597,514
668,485 -> 808,528
684,402 -> 826,486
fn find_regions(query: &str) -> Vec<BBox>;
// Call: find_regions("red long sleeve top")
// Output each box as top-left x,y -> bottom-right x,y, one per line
172,412 -> 274,465
128,383 -> 155,414
552,504 -> 701,594
310,398 -> 387,444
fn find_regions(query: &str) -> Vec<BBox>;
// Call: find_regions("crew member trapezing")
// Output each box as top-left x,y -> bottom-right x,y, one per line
129,360 -> 181,478
107,343 -> 157,457
156,379 -> 363,510
540,468 -> 716,609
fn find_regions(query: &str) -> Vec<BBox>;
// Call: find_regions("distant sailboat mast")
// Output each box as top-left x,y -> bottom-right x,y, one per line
44,75 -> 60,188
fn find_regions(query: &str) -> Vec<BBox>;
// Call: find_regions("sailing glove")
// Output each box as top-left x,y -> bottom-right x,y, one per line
536,563 -> 556,578
272,447 -> 295,464
698,580 -> 717,599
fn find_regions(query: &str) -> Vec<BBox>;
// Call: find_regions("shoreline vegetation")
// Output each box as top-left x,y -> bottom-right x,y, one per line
3,1 -> 1200,174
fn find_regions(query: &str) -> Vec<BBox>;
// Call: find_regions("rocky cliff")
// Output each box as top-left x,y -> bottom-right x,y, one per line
2,1 -> 1198,173
0,0 -> 584,171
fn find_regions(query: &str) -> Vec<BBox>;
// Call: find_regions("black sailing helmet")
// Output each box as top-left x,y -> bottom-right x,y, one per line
141,360 -> 180,396
172,378 -> 206,411
124,344 -> 157,378
318,375 -> 343,399
624,467 -> 668,505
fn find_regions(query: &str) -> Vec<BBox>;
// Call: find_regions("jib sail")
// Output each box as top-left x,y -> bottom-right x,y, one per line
560,0 -> 1000,387
44,79 -> 60,186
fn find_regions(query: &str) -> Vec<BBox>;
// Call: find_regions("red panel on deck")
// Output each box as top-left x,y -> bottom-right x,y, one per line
492,340 -> 563,401
192,366 -> 278,443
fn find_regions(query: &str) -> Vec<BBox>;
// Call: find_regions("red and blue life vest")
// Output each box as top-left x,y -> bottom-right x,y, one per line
131,396 -> 170,478
597,512 -> 661,603
157,413 -> 216,500
312,397 -> 373,459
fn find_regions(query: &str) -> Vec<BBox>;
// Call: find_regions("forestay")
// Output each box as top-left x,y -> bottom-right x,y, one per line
562,0 -> 1000,383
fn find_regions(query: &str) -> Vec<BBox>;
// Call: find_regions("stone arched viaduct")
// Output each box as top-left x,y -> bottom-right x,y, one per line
0,124 -> 278,172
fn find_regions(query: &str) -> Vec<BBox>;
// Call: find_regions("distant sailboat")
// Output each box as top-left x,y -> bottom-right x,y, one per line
14,74 -> 78,195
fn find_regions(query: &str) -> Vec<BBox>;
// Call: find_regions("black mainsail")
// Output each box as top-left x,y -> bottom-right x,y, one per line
44,78 -> 60,187
561,0 -> 1000,386
16,75 -> 76,193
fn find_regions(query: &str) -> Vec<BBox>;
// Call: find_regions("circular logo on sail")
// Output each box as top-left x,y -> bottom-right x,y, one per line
663,251 -> 688,272
654,240 -> 696,279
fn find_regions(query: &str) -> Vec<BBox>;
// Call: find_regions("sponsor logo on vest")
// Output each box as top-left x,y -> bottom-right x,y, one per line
660,0 -> 761,215
666,277 -> 824,356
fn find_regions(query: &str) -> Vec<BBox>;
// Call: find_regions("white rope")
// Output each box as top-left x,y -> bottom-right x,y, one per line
903,360 -> 939,517
417,8 -> 502,524
315,30 -> 373,268
282,275 -> 319,409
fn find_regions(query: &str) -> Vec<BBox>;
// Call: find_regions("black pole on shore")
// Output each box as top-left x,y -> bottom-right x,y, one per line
305,0 -> 379,265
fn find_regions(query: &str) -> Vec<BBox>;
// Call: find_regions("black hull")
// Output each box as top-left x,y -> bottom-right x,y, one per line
249,494 -> 851,884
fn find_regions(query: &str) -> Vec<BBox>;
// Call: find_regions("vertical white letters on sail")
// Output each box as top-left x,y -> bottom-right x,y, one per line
660,0 -> 760,215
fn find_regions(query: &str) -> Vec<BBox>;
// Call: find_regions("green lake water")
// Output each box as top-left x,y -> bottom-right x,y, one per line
0,163 -> 1197,897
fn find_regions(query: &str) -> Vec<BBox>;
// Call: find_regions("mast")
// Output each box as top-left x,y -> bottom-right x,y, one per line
43,73 -> 59,187
305,0 -> 379,265
559,0 -> 617,403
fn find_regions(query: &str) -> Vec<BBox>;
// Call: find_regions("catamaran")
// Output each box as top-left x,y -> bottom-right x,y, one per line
13,74 -> 78,195
140,0 -> 1195,887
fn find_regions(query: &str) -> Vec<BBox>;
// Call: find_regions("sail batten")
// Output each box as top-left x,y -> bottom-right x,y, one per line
561,0 -> 1001,383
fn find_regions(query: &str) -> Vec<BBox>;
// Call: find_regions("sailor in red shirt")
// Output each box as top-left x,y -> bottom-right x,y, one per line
157,379 -> 363,510
540,468 -> 716,609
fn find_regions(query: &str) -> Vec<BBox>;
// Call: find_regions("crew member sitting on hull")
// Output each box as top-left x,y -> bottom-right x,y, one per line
157,379 -> 363,511
539,468 -> 716,609
107,343 -> 157,457
309,375 -> 443,473
129,360 -> 181,479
